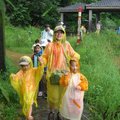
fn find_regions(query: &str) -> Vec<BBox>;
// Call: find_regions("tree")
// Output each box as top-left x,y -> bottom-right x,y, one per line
0,0 -> 6,71
5,0 -> 61,27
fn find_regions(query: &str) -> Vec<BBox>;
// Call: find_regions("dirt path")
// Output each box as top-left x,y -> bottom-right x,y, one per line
114,56 -> 120,67
6,49 -> 31,65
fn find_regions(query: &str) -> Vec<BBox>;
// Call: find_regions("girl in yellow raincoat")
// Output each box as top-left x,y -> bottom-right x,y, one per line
39,25 -> 80,119
10,56 -> 44,120
59,59 -> 88,120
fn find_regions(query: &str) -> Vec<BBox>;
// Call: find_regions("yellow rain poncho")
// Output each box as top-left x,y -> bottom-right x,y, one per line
10,56 -> 44,117
41,26 -> 80,109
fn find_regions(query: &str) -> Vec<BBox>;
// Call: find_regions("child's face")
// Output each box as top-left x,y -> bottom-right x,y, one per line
55,30 -> 64,41
21,64 -> 30,71
70,61 -> 78,73
34,46 -> 41,53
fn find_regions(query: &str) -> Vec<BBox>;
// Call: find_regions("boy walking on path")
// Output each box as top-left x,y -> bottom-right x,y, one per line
10,56 -> 44,120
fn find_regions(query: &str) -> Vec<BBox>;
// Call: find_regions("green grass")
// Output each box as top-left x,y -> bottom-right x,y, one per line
0,75 -> 20,120
5,25 -> 41,54
0,56 -> 20,120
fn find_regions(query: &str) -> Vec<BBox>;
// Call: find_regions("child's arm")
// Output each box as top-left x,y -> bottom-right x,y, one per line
79,73 -> 88,91
59,74 -> 69,87
10,73 -> 20,95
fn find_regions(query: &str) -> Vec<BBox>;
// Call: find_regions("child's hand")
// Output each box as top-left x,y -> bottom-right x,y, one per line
76,86 -> 81,90
10,74 -> 17,81
38,57 -> 44,64
64,72 -> 69,76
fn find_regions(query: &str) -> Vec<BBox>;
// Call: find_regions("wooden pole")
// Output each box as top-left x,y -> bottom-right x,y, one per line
77,7 -> 83,44
0,1 -> 6,71
88,10 -> 92,32
96,13 -> 100,25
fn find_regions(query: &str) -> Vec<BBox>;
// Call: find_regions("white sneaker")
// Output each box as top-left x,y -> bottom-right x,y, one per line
38,91 -> 43,97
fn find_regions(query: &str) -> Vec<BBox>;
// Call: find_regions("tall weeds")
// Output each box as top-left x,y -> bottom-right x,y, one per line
69,31 -> 120,120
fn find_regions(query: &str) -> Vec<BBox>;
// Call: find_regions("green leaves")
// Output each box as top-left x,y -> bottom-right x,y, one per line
0,0 -> 5,12
0,81 -> 10,102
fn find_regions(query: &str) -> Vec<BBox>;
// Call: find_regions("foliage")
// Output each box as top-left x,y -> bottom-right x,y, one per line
0,0 -> 5,13
4,0 -> 120,33
5,0 -> 60,27
0,78 -> 9,102
0,102 -> 20,120
0,57 -> 20,119
68,31 -> 120,120
5,25 -> 40,53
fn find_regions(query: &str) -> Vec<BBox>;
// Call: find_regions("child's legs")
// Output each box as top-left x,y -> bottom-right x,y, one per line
79,92 -> 84,119
26,104 -> 33,120
39,73 -> 47,92
28,105 -> 32,117
42,73 -> 47,94
39,79 -> 44,91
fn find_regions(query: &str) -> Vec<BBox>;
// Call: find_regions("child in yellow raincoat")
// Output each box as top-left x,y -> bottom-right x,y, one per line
10,56 -> 44,120
59,59 -> 88,120
39,25 -> 80,119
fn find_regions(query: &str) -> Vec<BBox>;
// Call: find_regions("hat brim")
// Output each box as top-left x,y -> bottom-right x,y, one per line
19,62 -> 29,65
54,29 -> 64,33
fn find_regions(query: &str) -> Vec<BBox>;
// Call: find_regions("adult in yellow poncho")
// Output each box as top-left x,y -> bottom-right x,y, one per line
10,56 -> 44,120
39,25 -> 80,119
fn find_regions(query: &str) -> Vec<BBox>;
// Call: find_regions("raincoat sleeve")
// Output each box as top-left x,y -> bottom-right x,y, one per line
41,43 -> 51,66
10,72 -> 20,96
79,73 -> 88,91
66,41 -> 80,60
35,63 -> 44,81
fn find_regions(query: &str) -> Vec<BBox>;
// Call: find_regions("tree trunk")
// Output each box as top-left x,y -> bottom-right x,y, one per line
0,3 -> 6,71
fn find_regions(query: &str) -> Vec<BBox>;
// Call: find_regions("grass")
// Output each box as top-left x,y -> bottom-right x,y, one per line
5,25 -> 40,54
68,31 -> 120,120
0,74 -> 20,120
0,56 -> 21,120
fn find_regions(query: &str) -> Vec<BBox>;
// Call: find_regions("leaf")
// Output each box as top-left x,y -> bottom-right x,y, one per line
5,0 -> 16,10
41,7 -> 53,17
0,84 -> 10,102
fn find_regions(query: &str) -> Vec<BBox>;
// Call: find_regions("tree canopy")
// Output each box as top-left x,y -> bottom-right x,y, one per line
5,0 -> 100,27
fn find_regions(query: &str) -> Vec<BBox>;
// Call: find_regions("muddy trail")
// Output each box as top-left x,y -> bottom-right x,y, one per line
6,49 -> 31,65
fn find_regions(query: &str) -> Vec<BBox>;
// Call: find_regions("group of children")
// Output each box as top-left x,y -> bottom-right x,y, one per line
10,27 -> 88,120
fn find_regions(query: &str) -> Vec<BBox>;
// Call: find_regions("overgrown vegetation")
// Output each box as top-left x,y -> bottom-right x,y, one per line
2,25 -> 120,119
0,58 -> 21,120
5,0 -> 120,31
5,25 -> 40,53
69,31 -> 120,120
